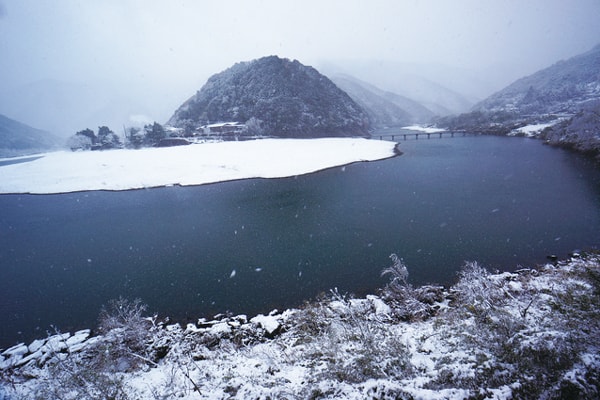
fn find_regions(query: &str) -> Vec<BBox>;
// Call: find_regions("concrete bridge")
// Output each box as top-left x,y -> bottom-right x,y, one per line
376,131 -> 468,141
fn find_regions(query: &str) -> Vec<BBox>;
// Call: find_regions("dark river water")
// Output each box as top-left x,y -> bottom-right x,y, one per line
1,135 -> 600,348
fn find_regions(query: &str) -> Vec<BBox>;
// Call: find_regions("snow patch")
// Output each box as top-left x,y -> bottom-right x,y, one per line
401,125 -> 445,133
366,294 -> 392,316
251,314 -> 280,335
509,121 -> 557,137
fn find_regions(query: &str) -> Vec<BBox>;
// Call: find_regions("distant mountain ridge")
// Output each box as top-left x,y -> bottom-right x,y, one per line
0,113 -> 62,157
473,44 -> 600,115
330,75 -> 435,128
319,60 -> 477,117
440,44 -> 600,158
167,56 -> 370,137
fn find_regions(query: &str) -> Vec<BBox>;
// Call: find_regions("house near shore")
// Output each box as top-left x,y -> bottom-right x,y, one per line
202,122 -> 246,136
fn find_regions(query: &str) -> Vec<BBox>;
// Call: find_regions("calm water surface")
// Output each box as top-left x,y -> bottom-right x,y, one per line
1,136 -> 599,347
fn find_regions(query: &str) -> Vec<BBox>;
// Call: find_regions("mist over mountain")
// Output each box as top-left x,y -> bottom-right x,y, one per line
330,75 -> 435,128
0,79 -> 158,138
167,56 -> 369,137
0,113 -> 62,157
319,60 -> 478,116
473,44 -> 600,115
440,44 -> 600,158
389,73 -> 475,116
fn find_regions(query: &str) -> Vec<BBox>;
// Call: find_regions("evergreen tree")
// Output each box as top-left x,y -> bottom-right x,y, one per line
68,128 -> 96,150
77,128 -> 96,142
97,126 -> 122,149
126,127 -> 145,149
144,122 -> 166,146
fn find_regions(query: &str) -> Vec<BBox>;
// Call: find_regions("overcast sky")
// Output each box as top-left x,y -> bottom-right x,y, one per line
1,0 -> 599,134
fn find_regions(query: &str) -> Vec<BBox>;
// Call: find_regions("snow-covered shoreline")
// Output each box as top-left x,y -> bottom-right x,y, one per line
0,138 -> 398,194
2,254 -> 599,399
400,125 -> 445,133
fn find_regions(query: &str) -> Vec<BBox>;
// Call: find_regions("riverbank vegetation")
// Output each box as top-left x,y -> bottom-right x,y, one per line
2,253 -> 599,399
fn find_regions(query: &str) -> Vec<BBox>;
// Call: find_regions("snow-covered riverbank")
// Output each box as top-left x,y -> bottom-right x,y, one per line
0,138 -> 398,194
2,255 -> 599,399
401,125 -> 445,133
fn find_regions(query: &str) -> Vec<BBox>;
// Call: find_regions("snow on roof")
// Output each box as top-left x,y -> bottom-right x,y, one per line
205,121 -> 245,128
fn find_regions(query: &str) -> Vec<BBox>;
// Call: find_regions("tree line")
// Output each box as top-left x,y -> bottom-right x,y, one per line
67,122 -> 172,151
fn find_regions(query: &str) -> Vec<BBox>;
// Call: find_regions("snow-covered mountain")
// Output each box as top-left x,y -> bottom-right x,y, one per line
330,74 -> 436,128
540,99 -> 600,154
473,44 -> 600,115
0,113 -> 62,157
167,56 -> 370,138
440,44 -> 600,158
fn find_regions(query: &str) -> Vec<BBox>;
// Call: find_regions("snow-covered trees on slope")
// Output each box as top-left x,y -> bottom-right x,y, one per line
438,44 -> 600,158
541,99 -> 600,157
2,255 -> 599,399
473,44 -> 600,116
167,56 -> 370,138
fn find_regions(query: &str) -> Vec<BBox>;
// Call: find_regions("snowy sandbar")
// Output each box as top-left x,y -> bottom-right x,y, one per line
0,138 -> 398,194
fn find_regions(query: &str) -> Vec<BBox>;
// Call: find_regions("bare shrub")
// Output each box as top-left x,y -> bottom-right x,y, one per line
446,263 -> 525,365
288,294 -> 333,344
311,289 -> 413,383
24,353 -> 132,400
380,254 -> 444,321
451,261 -> 509,318
434,258 -> 600,397
93,297 -> 155,372
98,296 -> 149,334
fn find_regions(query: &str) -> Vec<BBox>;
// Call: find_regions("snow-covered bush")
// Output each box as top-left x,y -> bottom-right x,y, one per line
25,354 -> 131,400
95,296 -> 155,371
290,288 -> 413,385
432,257 -> 600,398
380,254 -> 444,321
451,261 -> 509,316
